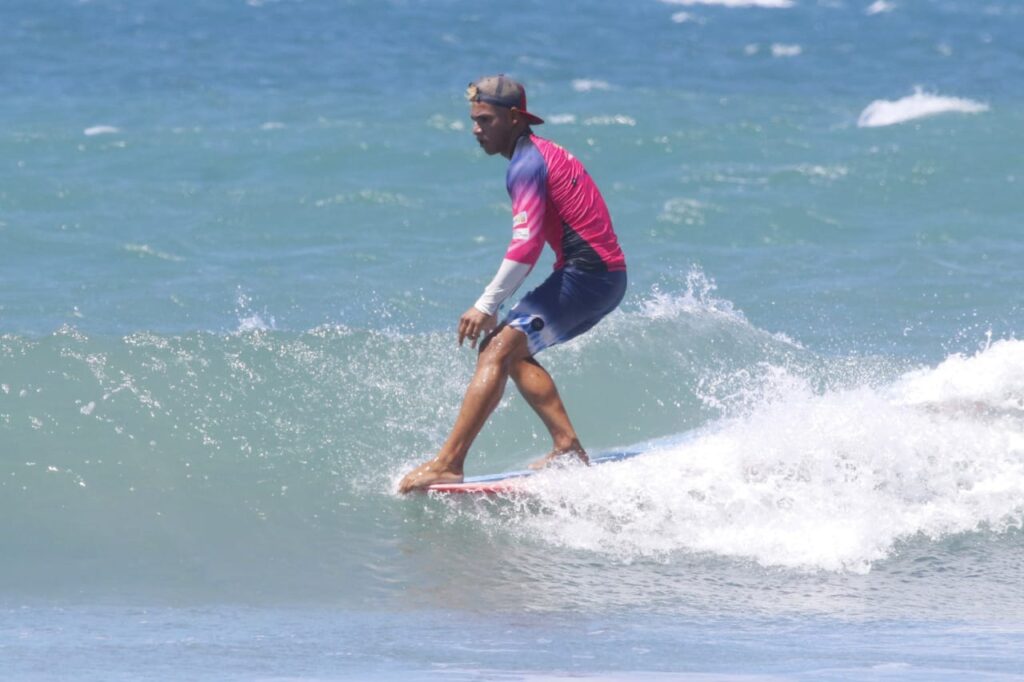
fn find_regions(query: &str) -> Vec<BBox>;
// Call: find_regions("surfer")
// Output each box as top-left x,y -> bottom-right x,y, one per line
398,75 -> 627,493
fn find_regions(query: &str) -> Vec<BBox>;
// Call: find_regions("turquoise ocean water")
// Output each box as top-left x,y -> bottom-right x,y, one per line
2,0 -> 1023,679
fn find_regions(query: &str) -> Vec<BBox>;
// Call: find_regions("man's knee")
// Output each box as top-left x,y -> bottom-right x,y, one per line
509,356 -> 542,383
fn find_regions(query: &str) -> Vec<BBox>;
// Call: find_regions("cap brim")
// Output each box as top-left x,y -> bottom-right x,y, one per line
517,110 -> 544,125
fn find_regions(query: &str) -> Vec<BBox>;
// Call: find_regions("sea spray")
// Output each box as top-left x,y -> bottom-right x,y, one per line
0,272 -> 809,597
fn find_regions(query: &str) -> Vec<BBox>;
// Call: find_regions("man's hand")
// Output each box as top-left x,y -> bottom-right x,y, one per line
458,307 -> 497,348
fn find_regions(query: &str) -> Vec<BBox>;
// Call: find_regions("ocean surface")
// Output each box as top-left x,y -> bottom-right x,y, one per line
2,0 -> 1023,679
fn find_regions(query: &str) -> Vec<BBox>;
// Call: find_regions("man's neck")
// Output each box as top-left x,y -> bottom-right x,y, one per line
502,129 -> 531,159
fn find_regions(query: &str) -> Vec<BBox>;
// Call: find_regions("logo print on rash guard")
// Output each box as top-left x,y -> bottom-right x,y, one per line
512,211 -> 529,240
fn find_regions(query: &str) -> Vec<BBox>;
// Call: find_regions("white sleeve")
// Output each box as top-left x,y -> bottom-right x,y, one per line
473,258 -> 533,316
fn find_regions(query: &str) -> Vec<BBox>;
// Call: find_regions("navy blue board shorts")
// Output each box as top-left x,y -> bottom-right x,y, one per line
505,267 -> 627,356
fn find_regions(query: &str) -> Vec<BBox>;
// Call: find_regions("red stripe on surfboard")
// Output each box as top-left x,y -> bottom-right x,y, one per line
425,479 -> 527,495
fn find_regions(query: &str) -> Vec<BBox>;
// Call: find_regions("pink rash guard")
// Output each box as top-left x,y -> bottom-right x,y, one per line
474,133 -> 626,316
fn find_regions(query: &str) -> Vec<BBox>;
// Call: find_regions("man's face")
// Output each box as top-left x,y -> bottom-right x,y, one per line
470,101 -> 515,156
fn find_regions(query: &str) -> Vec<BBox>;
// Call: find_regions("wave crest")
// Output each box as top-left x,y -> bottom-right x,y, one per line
858,87 -> 989,128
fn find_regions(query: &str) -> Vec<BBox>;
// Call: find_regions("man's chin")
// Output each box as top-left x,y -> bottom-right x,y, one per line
477,141 -> 499,155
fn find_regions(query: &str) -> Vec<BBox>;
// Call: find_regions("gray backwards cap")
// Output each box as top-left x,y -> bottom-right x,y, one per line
466,75 -> 544,125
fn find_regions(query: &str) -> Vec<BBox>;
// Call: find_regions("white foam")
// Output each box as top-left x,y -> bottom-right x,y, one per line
639,268 -> 748,325
427,114 -> 466,131
789,164 -> 848,180
891,339 -> 1024,411
658,197 -> 708,226
83,125 -> 120,136
234,291 -> 276,334
313,189 -> 417,208
548,114 -> 578,125
572,79 -> 612,93
659,0 -> 794,8
236,314 -> 275,333
494,340 -> 1024,573
857,88 -> 989,128
865,0 -> 895,15
583,115 -> 636,126
123,243 -> 185,262
770,43 -> 802,57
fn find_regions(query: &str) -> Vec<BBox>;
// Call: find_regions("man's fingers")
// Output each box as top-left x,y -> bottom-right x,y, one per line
458,318 -> 475,347
458,309 -> 488,348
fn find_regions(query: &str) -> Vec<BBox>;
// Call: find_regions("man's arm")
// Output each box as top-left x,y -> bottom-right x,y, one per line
455,258 -> 533,348
458,142 -> 547,347
455,259 -> 531,348
473,258 -> 533,316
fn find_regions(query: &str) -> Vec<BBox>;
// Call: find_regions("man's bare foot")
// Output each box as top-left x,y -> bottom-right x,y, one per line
397,458 -> 463,494
528,446 -> 589,470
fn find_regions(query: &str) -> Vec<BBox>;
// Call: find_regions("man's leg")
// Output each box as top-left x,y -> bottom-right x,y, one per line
509,357 -> 589,469
397,325 -> 531,493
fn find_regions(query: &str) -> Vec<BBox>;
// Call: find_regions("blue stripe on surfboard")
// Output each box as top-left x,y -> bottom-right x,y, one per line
449,428 -> 712,486
460,449 -> 644,484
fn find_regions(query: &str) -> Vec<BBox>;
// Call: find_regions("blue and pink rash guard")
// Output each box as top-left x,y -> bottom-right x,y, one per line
473,133 -> 627,316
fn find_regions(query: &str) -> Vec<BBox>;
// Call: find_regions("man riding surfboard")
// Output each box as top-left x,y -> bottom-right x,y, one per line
398,75 -> 627,493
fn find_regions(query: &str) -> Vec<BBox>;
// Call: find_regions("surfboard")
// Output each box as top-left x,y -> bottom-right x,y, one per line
425,449 -> 644,495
